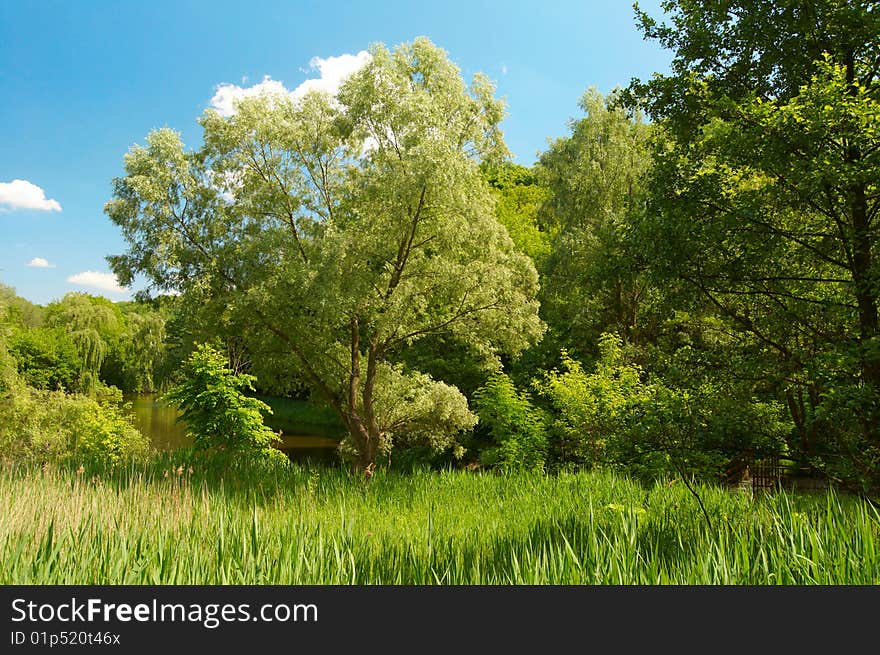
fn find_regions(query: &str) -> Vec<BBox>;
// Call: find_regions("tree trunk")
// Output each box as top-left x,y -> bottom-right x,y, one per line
340,411 -> 379,473
846,52 -> 880,454
852,182 -> 879,387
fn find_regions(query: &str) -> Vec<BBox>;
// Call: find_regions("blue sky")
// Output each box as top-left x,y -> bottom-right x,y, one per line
0,0 -> 671,305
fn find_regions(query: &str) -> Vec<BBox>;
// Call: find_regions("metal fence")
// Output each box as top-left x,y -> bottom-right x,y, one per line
750,456 -> 784,492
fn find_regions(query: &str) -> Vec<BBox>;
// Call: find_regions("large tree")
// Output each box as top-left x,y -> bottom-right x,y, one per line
105,38 -> 544,470
629,1 -> 880,485
538,88 -> 656,356
45,293 -> 122,395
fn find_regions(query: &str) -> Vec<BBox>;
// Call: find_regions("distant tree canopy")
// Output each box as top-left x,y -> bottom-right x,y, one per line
9,327 -> 81,392
0,284 -> 44,329
483,162 -> 552,267
0,288 -> 150,467
45,293 -> 120,395
537,88 -> 656,357
106,37 -> 544,470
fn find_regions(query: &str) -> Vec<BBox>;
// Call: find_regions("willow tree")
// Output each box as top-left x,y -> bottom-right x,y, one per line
106,38 -> 544,470
46,293 -> 121,395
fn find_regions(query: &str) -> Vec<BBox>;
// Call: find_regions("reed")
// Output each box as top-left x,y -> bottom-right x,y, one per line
2,459 -> 877,584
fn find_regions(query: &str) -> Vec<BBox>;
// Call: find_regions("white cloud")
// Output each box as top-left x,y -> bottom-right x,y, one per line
26,257 -> 55,268
209,76 -> 290,118
66,271 -> 129,294
0,179 -> 62,212
209,50 -> 371,117
206,169 -> 243,203
501,64 -> 508,75
290,51 -> 371,100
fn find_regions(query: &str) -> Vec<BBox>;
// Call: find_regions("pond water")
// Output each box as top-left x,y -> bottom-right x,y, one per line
123,393 -> 340,464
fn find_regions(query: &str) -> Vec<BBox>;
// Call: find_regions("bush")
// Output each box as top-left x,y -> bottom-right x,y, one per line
0,387 -> 149,467
473,373 -> 547,471
805,341 -> 880,491
162,343 -> 286,464
617,383 -> 788,483
9,327 -> 82,392
537,333 -> 791,481
535,335 -> 645,467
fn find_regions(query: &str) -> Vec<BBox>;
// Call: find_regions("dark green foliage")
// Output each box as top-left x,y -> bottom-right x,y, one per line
629,0 -> 880,488
630,0 -> 880,135
257,395 -> 343,438
10,327 -> 82,392
620,382 -> 791,484
395,333 -> 501,400
163,343 -> 286,463
472,373 -> 547,471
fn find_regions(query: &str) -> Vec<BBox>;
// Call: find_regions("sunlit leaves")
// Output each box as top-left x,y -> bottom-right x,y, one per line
106,38 -> 544,466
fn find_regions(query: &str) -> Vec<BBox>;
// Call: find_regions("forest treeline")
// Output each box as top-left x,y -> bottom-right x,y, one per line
1,1 -> 878,492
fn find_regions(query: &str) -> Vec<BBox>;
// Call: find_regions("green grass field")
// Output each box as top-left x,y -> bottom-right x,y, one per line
2,458 -> 878,584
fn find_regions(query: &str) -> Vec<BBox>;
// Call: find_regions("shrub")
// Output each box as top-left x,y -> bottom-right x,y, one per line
162,343 -> 286,464
537,333 -> 791,481
0,387 -> 149,467
535,335 -> 645,467
616,383 -> 784,483
473,373 -> 547,471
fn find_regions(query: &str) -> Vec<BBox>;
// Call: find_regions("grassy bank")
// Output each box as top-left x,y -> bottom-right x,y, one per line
1,459 -> 878,584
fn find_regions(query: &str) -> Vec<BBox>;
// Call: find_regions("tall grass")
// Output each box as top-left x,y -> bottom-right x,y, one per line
1,458 -> 878,584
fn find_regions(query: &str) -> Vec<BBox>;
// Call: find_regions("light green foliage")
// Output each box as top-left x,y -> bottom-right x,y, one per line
106,38 -> 544,469
0,337 -> 16,396
472,372 -> 547,471
368,363 -> 477,458
536,334 -> 646,467
538,88 -> 655,354
483,163 -> 551,266
0,389 -> 148,467
163,343 -> 285,463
